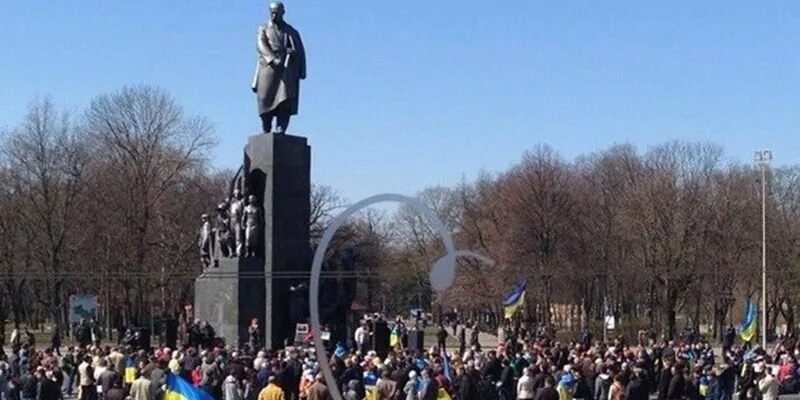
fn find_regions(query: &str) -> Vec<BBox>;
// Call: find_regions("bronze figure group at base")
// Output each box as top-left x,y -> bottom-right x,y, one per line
199,190 -> 261,269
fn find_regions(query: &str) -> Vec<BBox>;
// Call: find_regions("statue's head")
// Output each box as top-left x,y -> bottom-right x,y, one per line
269,2 -> 285,23
233,188 -> 242,199
201,213 -> 209,221
248,194 -> 258,204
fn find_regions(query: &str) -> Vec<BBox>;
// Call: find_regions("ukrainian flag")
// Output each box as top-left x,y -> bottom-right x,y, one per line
124,357 -> 137,385
164,373 -> 214,400
503,279 -> 527,319
390,325 -> 400,348
739,300 -> 757,343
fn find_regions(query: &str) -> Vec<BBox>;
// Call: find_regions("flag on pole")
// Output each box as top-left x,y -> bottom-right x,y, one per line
441,347 -> 452,382
124,357 -> 137,384
739,299 -> 757,343
503,279 -> 527,319
390,325 -> 400,347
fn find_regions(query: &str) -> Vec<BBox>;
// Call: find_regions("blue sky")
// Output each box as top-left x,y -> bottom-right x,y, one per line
1,1 -> 798,202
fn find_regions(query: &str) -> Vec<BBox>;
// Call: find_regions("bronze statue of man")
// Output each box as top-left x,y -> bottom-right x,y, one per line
251,1 -> 306,134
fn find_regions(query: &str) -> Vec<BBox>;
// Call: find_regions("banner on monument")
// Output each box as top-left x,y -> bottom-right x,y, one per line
69,294 -> 99,323
294,323 -> 310,344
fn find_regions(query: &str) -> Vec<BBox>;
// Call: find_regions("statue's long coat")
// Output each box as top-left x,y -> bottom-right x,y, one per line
252,21 -> 306,116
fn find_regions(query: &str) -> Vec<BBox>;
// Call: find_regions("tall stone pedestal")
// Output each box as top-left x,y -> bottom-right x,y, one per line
194,133 -> 310,349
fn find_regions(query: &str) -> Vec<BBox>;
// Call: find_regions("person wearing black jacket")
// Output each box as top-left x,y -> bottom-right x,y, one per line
436,325 -> 449,352
497,359 -> 515,400
737,361 -> 756,400
20,370 -> 37,400
283,353 -> 303,400
534,375 -> 560,400
394,361 -> 414,398
482,352 -> 502,383
626,369 -> 650,400
458,325 -> 467,356
573,370 -> 592,400
667,363 -> 686,400
723,326 -> 736,353
338,358 -> 363,397
49,325 -> 61,356
657,360 -> 674,400
453,365 -> 479,400
37,371 -> 61,400
532,365 -> 549,394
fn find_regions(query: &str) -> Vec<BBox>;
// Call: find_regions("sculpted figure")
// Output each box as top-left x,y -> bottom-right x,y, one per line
229,188 -> 245,257
251,1 -> 306,134
199,214 -> 214,268
215,202 -> 235,258
242,195 -> 261,257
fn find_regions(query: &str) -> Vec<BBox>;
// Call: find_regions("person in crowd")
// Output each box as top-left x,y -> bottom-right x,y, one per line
375,369 -> 396,400
129,370 -> 152,400
608,374 -> 626,400
517,367 -> 534,400
403,370 -> 418,400
258,376 -> 284,400
77,354 -> 96,400
535,375 -> 560,400
306,374 -> 330,400
249,319 -> 262,352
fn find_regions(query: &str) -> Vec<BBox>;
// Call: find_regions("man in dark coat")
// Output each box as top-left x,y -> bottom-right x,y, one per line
723,325 -> 736,353
534,375 -> 560,400
626,368 -> 650,400
37,371 -> 62,400
657,360 -> 674,400
457,324 -> 467,355
498,359 -> 516,400
482,351 -> 503,383
667,363 -> 686,400
436,325 -> 448,352
251,1 -> 306,134
49,325 -> 61,356
454,366 -> 479,400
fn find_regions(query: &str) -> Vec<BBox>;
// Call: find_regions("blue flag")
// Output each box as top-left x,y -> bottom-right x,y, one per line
441,347 -> 452,382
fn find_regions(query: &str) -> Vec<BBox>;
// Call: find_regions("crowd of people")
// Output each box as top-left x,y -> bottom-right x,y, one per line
4,318 -> 800,400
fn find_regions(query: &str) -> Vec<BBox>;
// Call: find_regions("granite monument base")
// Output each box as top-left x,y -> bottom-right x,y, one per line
194,133 -> 310,349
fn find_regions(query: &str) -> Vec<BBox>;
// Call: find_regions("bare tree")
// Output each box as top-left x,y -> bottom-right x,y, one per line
310,184 -> 345,242
84,85 -> 215,324
1,99 -> 90,326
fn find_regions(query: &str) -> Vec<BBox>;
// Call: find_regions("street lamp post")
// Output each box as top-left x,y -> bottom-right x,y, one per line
755,149 -> 772,349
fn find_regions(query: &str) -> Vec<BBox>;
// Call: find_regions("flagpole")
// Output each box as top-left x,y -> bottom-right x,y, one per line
603,294 -> 608,344
755,149 -> 771,349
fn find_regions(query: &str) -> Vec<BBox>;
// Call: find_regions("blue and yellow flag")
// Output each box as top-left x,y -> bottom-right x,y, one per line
164,373 -> 214,400
390,325 -> 399,347
124,357 -> 137,384
740,299 -> 757,343
503,279 -> 527,318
